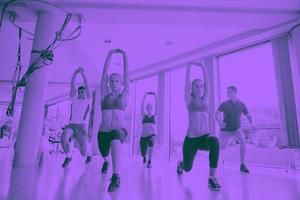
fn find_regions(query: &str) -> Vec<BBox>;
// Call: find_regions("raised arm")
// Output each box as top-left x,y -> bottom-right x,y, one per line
199,62 -> 210,99
119,49 -> 129,99
153,92 -> 159,116
79,67 -> 91,99
101,50 -> 114,100
185,63 -> 192,104
141,93 -> 147,117
70,69 -> 80,98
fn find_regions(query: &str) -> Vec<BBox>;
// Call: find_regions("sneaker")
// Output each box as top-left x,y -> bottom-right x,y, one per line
240,163 -> 250,173
85,156 -> 92,164
143,156 -> 146,164
177,161 -> 184,175
101,161 -> 109,174
108,174 -> 120,192
147,160 -> 152,168
208,178 -> 221,191
62,157 -> 72,168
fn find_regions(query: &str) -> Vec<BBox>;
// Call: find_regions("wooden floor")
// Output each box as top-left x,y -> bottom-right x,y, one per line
0,148 -> 300,200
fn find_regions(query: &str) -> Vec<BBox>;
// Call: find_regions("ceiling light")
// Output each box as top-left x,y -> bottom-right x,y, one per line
165,40 -> 174,46
104,39 -> 111,44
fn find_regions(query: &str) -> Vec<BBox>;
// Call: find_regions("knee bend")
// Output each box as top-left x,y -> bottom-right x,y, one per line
149,140 -> 154,147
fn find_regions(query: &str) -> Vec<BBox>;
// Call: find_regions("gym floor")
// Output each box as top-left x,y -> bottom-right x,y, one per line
0,149 -> 299,200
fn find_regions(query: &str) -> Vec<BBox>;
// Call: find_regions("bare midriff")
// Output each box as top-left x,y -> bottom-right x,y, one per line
100,109 -> 125,132
187,111 -> 209,138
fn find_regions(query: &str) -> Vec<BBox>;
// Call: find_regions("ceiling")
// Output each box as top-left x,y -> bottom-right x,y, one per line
0,0 -> 299,105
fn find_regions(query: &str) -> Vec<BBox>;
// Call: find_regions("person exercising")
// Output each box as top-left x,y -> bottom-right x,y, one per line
140,92 -> 158,168
61,67 -> 92,168
177,62 -> 221,191
215,86 -> 255,173
98,49 -> 129,192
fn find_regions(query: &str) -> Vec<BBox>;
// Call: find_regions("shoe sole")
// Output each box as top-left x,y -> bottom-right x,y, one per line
108,186 -> 120,192
208,186 -> 221,191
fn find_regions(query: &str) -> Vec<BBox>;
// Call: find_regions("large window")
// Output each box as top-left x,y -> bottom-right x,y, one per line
218,43 -> 283,148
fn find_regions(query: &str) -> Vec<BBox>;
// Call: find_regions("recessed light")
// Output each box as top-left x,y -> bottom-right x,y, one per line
104,39 -> 112,44
165,40 -> 174,46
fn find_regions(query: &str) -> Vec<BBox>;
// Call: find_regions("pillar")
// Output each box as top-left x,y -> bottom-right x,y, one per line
13,11 -> 55,167
290,26 -> 300,143
157,71 -> 171,159
271,35 -> 300,147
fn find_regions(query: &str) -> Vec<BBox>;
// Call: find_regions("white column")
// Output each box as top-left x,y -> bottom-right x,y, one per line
13,11 -> 55,167
271,35 -> 300,147
290,26 -> 300,86
157,71 -> 171,160
290,26 -> 300,141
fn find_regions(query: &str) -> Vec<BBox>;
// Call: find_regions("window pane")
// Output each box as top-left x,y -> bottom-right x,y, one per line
218,43 -> 283,148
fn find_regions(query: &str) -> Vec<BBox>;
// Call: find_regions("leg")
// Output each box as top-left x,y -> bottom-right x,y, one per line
140,137 -> 148,162
181,137 -> 197,172
147,136 -> 155,168
111,139 -> 122,174
234,130 -> 250,173
61,128 -> 73,157
148,136 -> 154,160
198,135 -> 221,191
97,132 -> 110,173
206,136 -> 220,177
108,128 -> 127,192
235,130 -> 246,164
219,131 -> 231,151
61,128 -> 73,168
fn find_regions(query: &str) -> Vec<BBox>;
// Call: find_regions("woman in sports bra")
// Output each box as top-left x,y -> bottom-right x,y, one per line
98,49 -> 129,192
176,62 -> 221,191
140,92 -> 158,168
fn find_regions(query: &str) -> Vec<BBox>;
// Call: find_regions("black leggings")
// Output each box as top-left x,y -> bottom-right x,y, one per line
182,134 -> 219,171
140,135 -> 155,157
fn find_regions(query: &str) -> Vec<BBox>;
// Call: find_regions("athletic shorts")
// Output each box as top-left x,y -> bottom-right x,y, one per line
64,123 -> 89,156
140,134 -> 155,157
97,128 -> 128,157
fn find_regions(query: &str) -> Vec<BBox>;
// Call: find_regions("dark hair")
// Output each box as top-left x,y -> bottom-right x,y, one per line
78,86 -> 86,91
227,85 -> 237,92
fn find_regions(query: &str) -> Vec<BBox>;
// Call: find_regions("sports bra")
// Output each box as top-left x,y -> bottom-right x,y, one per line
101,93 -> 126,110
142,115 -> 156,124
188,96 -> 208,113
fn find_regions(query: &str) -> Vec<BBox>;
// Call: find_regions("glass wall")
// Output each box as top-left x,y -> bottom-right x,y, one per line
218,42 -> 283,148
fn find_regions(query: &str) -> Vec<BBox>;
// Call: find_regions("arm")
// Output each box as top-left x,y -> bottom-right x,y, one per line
79,67 -> 91,99
141,93 -> 147,117
215,105 -> 226,128
120,49 -> 130,100
214,110 -> 223,125
200,62 -> 210,99
101,50 -> 114,100
243,104 -> 255,127
245,113 -> 253,124
70,69 -> 80,98
185,64 -> 192,104
153,92 -> 158,116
